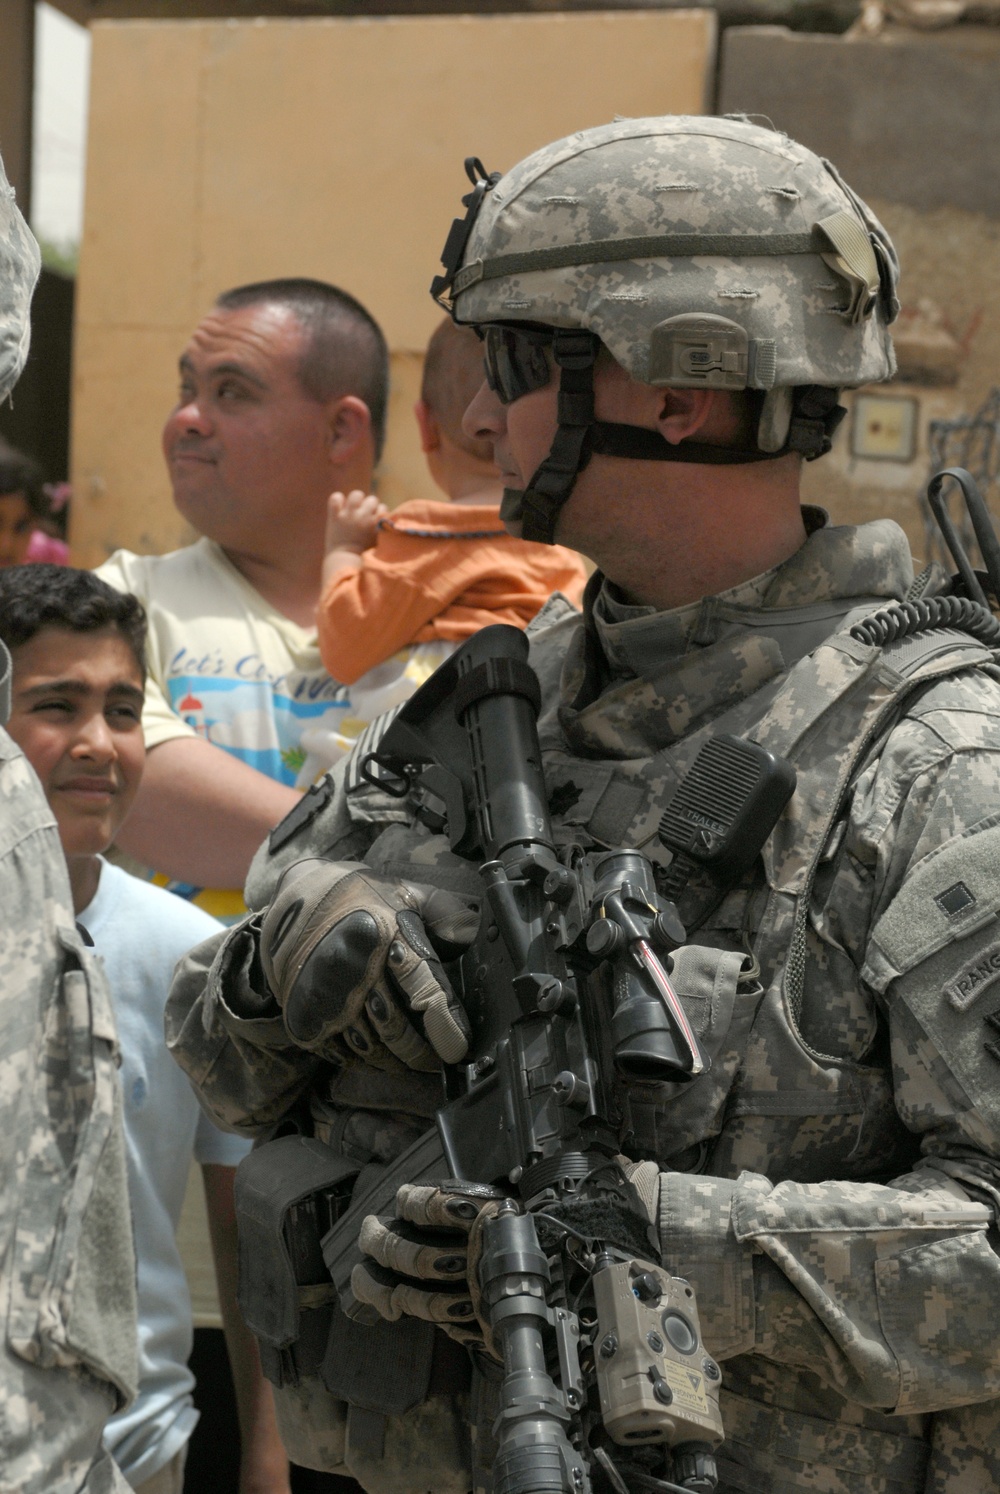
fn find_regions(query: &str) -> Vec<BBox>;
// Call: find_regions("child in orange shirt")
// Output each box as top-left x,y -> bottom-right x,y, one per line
317,319 -> 587,690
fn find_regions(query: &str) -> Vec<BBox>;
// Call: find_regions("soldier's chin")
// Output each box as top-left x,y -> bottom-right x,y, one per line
500,486 -> 525,537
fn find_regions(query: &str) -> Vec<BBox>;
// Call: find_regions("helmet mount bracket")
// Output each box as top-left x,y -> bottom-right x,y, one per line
431,157 -> 501,310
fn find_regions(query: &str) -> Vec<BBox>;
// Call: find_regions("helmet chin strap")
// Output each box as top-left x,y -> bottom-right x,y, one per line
506,331 -> 599,546
503,331 -> 845,546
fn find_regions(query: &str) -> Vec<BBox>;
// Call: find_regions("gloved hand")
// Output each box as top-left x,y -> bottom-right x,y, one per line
351,1180 -> 507,1352
260,859 -> 478,1069
350,1162 -> 662,1356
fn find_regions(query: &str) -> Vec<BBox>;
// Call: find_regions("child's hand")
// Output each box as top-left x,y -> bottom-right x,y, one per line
325,489 -> 387,556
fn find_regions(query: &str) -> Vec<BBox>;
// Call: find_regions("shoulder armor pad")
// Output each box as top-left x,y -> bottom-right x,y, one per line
268,774 -> 336,854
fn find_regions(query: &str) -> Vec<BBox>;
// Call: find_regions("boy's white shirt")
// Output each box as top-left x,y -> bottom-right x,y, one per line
78,857 -> 249,1487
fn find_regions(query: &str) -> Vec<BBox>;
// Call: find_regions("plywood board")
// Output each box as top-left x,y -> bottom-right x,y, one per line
72,10 -> 715,563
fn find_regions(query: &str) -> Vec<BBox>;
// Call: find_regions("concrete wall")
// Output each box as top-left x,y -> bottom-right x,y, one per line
70,10 -> 715,565
719,24 -> 1000,561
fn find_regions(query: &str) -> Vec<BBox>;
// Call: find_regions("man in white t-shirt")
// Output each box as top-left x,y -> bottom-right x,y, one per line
97,278 -> 389,917
0,563 -> 291,1494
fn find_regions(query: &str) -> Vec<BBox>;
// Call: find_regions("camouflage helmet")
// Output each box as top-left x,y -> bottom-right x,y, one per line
431,115 -> 900,543
0,154 -> 40,405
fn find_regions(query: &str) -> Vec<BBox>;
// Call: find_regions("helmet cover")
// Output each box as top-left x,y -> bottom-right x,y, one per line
0,156 -> 39,406
449,115 -> 899,400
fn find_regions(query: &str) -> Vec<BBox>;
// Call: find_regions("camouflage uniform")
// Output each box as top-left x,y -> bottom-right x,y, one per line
0,648 -> 139,1494
168,512 -> 1000,1494
166,119 -> 1000,1492
0,153 -> 138,1494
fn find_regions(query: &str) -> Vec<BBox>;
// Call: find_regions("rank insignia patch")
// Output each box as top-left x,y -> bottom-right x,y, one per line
935,881 -> 976,919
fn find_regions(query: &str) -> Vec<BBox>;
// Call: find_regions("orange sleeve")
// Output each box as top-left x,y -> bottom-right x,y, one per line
318,533 -> 589,684
316,540 -> 477,685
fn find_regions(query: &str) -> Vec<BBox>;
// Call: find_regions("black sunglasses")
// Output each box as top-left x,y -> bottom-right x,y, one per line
479,325 -> 555,406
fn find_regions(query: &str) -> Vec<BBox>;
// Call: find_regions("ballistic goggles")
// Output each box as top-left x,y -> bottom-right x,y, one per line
479,324 -> 556,406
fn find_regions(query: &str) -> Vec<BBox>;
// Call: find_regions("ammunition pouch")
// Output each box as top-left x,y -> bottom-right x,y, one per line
624,944 -> 762,1168
235,1128 -> 474,1488
235,1134 -> 359,1388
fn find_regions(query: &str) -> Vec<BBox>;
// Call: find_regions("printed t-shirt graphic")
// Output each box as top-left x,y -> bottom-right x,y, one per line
97,538 -> 346,917
165,658 -> 345,784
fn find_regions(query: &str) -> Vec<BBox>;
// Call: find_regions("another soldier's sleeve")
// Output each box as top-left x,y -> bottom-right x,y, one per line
0,727 -> 137,1493
166,752 -> 376,1133
658,671 -> 1000,1416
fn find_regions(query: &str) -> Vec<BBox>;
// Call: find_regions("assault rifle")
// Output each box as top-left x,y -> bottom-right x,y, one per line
360,623 -> 796,1494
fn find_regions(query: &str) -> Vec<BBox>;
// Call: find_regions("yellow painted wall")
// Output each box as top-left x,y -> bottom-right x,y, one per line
70,10 -> 715,565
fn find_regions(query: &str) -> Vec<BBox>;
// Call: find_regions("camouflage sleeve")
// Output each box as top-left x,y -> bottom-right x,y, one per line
924,1397 -> 1000,1492
166,919 -> 324,1135
0,732 -> 136,1493
244,751 -> 379,912
166,751 -> 381,1132
659,679 -> 1000,1415
0,1334 -> 132,1494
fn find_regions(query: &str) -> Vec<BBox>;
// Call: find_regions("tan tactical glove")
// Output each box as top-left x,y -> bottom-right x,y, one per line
622,1157 -> 661,1227
351,1161 -> 661,1355
351,1180 -> 507,1353
260,859 -> 478,1069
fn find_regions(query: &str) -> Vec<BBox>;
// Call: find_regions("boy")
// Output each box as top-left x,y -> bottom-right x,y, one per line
0,565 -> 289,1494
305,320 -> 586,775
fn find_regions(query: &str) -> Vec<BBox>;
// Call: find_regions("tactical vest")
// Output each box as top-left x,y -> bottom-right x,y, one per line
533,608 -> 998,1494
602,615 -> 991,1178
239,598 -> 998,1494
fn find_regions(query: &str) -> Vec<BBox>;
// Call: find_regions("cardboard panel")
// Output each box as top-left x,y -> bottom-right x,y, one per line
71,10 -> 714,559
80,24 -> 206,328
71,324 -> 196,565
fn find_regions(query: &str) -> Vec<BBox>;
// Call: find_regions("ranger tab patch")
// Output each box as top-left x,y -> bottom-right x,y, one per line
945,940 -> 1000,1012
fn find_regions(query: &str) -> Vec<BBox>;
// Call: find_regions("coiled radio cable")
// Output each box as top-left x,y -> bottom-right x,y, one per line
850,594 -> 1000,649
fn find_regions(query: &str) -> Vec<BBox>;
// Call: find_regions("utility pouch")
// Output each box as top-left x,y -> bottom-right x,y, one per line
235,1134 -> 360,1387
625,944 -> 761,1166
322,1124 -> 450,1321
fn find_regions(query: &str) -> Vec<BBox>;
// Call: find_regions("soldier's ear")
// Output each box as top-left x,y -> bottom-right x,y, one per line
651,385 -> 714,442
656,388 -> 739,447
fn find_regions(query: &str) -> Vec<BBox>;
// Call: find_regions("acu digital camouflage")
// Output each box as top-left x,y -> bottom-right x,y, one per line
0,154 -> 39,405
168,514 -> 1000,1494
0,164 -> 136,1492
0,648 -> 137,1494
448,116 -> 899,455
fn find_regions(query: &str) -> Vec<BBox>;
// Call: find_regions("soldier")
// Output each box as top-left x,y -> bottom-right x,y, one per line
0,155 -> 139,1491
167,117 -> 1000,1493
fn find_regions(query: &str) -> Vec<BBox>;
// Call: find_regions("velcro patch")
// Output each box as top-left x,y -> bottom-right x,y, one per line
935,881 -> 976,919
945,941 -> 1000,1012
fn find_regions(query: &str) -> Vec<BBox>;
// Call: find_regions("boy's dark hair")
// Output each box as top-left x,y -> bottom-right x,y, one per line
215,277 -> 390,462
0,440 -> 46,516
0,565 -> 147,678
